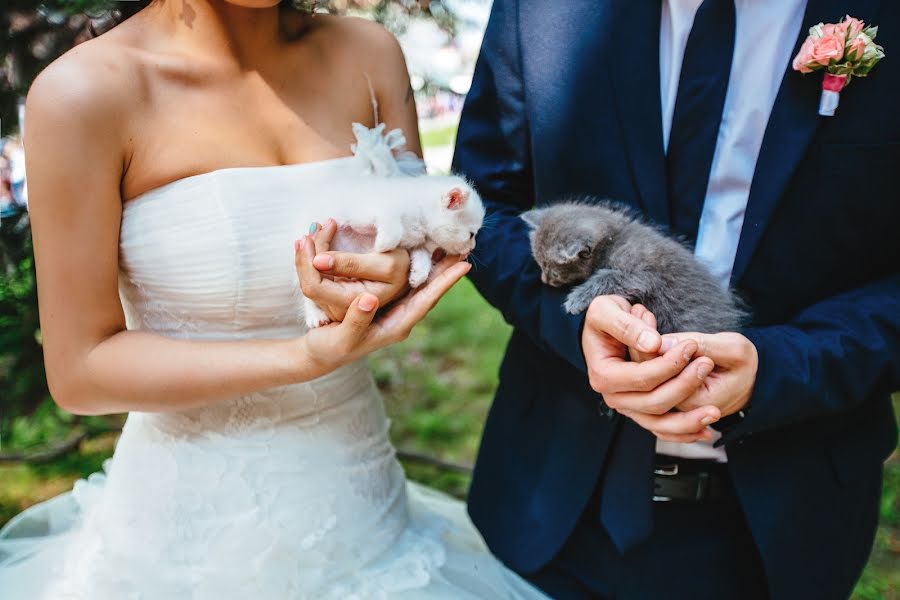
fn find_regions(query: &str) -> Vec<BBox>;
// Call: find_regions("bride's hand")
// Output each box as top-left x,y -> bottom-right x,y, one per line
299,254 -> 471,377
295,220 -> 411,323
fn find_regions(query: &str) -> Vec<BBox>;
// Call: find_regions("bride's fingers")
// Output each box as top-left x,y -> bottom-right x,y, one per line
296,236 -> 355,313
424,254 -> 464,284
311,219 -> 337,254
425,253 -> 465,279
374,258 -> 471,341
310,220 -> 338,281
334,293 -> 379,348
314,248 -> 410,285
295,235 -> 322,287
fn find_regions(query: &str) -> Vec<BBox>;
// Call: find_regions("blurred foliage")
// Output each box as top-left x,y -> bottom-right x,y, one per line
0,1 -> 453,134
0,213 -> 47,442
1,0 -> 110,133
420,123 -> 457,149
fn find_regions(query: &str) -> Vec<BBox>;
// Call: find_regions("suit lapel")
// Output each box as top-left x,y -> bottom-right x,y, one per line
731,0 -> 883,284
609,0 -> 669,226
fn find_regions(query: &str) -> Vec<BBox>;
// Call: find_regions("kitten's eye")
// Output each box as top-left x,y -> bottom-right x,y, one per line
578,247 -> 592,260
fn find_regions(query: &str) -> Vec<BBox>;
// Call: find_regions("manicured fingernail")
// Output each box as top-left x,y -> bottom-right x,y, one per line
313,254 -> 334,270
697,361 -> 713,379
308,222 -> 319,234
637,331 -> 656,352
358,294 -> 377,312
682,342 -> 698,361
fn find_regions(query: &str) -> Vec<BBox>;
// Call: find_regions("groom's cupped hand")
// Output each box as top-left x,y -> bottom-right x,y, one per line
582,295 -> 721,443
659,331 -> 758,421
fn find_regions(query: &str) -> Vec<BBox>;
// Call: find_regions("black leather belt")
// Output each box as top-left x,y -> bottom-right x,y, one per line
652,456 -> 731,502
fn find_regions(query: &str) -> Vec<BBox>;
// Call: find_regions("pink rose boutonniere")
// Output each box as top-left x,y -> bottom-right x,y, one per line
792,15 -> 886,116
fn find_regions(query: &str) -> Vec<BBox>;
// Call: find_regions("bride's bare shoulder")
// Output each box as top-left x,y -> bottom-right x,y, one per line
304,15 -> 411,88
312,14 -> 401,48
26,31 -> 145,138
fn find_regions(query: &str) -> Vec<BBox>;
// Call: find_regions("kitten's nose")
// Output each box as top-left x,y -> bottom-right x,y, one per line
546,271 -> 564,287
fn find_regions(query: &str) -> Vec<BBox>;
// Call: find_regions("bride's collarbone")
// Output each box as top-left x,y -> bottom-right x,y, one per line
120,109 -> 371,201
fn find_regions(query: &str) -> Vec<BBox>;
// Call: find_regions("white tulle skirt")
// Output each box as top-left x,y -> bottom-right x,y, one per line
0,478 -> 544,599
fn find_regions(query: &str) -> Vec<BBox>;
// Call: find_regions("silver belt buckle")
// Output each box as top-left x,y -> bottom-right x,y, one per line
652,463 -> 679,502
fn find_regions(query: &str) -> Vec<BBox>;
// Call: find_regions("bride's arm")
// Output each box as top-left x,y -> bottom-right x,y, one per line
25,53 -> 468,417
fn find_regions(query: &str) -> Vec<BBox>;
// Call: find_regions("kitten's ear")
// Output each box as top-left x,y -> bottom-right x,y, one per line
562,243 -> 591,262
445,187 -> 469,210
521,209 -> 546,229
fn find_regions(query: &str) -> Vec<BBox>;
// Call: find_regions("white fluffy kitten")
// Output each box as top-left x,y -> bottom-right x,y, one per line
302,175 -> 484,328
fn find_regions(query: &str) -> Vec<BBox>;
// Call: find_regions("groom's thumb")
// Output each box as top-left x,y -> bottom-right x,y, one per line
339,293 -> 379,345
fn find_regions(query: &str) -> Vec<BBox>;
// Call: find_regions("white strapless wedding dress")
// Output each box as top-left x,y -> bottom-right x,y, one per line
0,125 -> 547,599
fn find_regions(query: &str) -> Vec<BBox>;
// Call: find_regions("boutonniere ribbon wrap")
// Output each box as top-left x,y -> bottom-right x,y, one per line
792,15 -> 885,116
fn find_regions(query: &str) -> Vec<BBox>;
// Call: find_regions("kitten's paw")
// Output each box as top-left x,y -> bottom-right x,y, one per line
407,247 -> 433,289
408,265 -> 430,288
564,289 -> 595,314
303,302 -> 332,329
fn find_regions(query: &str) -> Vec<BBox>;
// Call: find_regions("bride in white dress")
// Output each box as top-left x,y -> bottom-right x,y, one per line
0,2 -> 549,598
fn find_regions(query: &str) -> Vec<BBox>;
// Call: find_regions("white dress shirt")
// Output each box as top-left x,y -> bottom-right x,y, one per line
656,0 -> 808,461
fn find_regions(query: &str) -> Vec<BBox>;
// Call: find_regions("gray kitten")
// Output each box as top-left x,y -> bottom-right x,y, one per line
522,201 -> 747,334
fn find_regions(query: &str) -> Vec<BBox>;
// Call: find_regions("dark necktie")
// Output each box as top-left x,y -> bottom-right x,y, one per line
667,0 -> 737,243
599,0 -> 736,554
599,419 -> 656,553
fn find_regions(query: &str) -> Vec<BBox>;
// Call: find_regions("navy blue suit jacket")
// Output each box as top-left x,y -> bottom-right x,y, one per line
453,1 -> 900,597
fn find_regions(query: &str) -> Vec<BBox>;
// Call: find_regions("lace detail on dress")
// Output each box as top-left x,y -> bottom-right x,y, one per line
318,522 -> 448,600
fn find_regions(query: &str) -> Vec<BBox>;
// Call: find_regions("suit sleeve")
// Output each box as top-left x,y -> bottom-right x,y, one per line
719,273 -> 900,444
452,0 -> 587,373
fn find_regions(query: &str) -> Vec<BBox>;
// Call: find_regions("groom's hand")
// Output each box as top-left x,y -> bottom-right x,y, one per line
618,321 -> 757,441
660,332 -> 758,419
582,296 -> 720,443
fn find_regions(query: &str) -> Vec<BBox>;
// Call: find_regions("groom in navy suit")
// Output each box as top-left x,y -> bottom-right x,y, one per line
454,0 -> 900,598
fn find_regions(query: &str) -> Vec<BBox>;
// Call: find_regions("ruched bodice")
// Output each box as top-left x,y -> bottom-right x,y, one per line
118,156 -> 360,339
